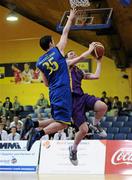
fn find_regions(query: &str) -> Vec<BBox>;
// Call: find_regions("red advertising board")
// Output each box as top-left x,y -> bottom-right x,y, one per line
105,140 -> 132,174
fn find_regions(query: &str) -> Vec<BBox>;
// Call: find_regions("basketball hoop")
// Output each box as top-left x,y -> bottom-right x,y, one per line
69,0 -> 91,26
69,0 -> 90,8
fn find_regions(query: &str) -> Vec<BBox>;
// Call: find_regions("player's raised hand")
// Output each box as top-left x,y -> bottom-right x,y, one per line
88,43 -> 95,53
68,9 -> 77,21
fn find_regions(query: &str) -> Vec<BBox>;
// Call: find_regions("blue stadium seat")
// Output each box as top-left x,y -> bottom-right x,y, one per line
92,134 -> 103,140
32,118 -> 38,122
19,111 -> 30,118
107,133 -> 114,140
23,105 -> 34,112
38,108 -> 45,113
101,121 -> 112,128
44,108 -> 51,118
40,112 -> 48,118
28,113 -> 38,118
105,116 -> 115,122
124,121 -> 132,127
128,116 -> 132,121
44,108 -> 51,114
107,127 -> 119,134
112,121 -> 124,128
127,133 -> 132,140
116,116 -> 128,122
119,127 -> 131,133
114,133 -> 127,140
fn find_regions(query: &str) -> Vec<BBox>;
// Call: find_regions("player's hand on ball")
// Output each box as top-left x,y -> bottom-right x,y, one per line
90,42 -> 104,60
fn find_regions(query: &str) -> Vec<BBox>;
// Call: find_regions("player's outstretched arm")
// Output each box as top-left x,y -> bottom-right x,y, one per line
57,9 -> 77,54
67,43 -> 95,66
83,59 -> 102,80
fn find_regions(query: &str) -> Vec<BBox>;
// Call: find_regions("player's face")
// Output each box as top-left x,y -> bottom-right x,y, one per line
67,51 -> 77,59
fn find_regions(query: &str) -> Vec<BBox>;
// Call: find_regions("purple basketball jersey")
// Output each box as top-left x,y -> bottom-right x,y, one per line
71,66 -> 84,95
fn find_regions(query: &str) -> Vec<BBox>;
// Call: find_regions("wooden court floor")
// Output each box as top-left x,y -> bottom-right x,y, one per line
1,174 -> 132,180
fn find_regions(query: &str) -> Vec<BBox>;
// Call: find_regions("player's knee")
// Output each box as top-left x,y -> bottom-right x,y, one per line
95,100 -> 108,113
101,102 -> 108,113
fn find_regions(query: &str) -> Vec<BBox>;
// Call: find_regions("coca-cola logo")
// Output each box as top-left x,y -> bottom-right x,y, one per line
111,148 -> 132,165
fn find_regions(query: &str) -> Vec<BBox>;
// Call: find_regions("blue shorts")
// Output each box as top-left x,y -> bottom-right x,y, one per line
51,104 -> 72,125
50,88 -> 72,125
72,93 -> 100,128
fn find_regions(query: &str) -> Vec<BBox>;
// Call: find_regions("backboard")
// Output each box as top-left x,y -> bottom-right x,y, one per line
57,8 -> 113,31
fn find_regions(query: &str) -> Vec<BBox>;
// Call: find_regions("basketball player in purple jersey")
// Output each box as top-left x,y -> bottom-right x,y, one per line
65,50 -> 107,165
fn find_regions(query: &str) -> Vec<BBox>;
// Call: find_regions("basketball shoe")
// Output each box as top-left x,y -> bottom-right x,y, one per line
89,123 -> 107,137
27,128 -> 41,151
20,116 -> 34,139
69,146 -> 78,166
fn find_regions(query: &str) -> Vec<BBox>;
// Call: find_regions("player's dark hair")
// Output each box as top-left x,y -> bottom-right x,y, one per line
40,35 -> 52,51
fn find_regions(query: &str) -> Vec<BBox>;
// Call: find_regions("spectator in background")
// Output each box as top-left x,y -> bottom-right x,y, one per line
8,126 -> 20,141
16,122 -> 23,134
31,67 -> 43,83
4,120 -> 11,134
22,63 -> 34,83
34,93 -> 49,114
0,101 -> 5,116
120,96 -> 132,116
109,96 -> 114,104
0,115 -> 7,124
53,129 -> 67,140
101,91 -> 108,102
112,96 -> 122,115
11,64 -> 22,84
11,96 -> 22,116
3,97 -> 13,119
123,96 -> 132,111
10,116 -> 23,129
66,127 -> 75,140
0,123 -> 8,141
104,97 -> 112,111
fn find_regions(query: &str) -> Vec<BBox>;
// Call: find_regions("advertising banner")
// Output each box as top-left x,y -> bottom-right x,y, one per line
39,140 -> 106,174
0,141 -> 40,172
105,140 -> 132,174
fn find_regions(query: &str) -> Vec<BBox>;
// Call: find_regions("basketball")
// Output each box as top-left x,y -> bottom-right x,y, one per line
91,42 -> 104,60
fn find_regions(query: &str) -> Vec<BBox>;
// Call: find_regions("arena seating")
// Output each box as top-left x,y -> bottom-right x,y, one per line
86,110 -> 132,140
17,107 -> 132,140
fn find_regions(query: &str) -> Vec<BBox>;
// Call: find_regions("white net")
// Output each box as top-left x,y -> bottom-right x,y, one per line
69,0 -> 90,8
